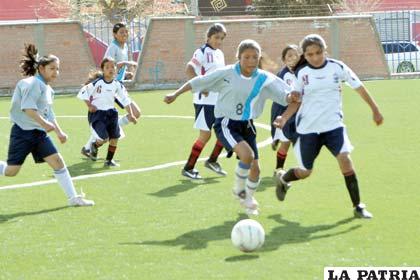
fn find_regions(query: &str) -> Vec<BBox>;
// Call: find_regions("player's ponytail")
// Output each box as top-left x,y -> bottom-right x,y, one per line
20,43 -> 59,77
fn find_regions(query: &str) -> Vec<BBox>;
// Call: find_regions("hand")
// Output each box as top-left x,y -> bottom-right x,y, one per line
56,130 -> 68,144
287,91 -> 302,103
88,105 -> 97,113
127,114 -> 137,124
273,116 -> 287,129
373,110 -> 384,126
42,121 -> 56,132
164,93 -> 177,104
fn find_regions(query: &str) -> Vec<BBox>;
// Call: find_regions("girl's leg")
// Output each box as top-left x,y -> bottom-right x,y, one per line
119,101 -> 141,126
44,153 -> 94,206
276,141 -> 291,171
182,130 -> 211,179
104,138 -> 119,167
0,161 -> 22,177
232,141 -> 254,196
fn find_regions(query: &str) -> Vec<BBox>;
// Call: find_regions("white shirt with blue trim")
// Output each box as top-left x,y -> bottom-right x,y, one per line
104,40 -> 129,81
190,63 -> 291,121
10,75 -> 55,131
77,78 -> 131,111
293,58 -> 363,134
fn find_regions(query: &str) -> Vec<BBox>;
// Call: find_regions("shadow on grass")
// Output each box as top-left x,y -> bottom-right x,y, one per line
0,206 -> 69,223
120,214 -> 248,249
256,176 -> 276,192
67,158 -> 110,177
148,176 -> 221,197
120,213 -> 361,262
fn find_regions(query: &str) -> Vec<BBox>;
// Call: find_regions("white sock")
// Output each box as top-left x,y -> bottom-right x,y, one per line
54,167 -> 77,199
234,161 -> 250,194
0,161 -> 7,176
246,178 -> 260,197
84,134 -> 96,150
118,115 -> 130,126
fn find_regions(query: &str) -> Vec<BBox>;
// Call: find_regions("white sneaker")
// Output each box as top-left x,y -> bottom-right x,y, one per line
240,195 -> 259,216
353,203 -> 373,219
68,190 -> 95,207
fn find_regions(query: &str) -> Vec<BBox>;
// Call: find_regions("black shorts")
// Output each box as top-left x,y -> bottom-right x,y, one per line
90,109 -> 120,140
7,124 -> 58,165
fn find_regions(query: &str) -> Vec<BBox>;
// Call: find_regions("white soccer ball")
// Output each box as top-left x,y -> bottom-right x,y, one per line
231,219 -> 265,252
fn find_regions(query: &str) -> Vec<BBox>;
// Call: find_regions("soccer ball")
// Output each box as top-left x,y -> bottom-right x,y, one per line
231,219 -> 265,252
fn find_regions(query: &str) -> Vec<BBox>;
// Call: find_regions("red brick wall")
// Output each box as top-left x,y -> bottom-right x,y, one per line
135,16 -> 389,88
0,21 -> 95,93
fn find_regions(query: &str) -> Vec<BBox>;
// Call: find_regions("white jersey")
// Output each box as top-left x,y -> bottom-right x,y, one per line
293,58 -> 363,134
188,44 -> 225,105
77,77 -> 131,110
10,75 -> 55,131
190,63 -> 291,120
278,67 -> 297,87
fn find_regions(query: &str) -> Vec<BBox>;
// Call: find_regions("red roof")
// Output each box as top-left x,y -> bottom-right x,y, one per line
0,0 -> 63,20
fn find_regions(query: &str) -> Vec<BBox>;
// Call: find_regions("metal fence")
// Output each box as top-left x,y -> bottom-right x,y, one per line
373,10 -> 420,73
81,15 -> 147,67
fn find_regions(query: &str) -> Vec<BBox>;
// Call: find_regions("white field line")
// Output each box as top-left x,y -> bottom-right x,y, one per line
0,115 -> 272,191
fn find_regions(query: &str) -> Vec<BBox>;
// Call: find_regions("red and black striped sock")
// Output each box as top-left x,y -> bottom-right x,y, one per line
276,150 -> 287,169
208,140 -> 224,162
184,140 -> 204,171
106,145 -> 117,161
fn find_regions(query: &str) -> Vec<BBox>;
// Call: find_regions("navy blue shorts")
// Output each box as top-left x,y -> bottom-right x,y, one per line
270,102 -> 298,144
294,127 -> 353,170
214,117 -> 259,160
7,124 -> 58,165
193,104 -> 215,131
90,109 -> 120,140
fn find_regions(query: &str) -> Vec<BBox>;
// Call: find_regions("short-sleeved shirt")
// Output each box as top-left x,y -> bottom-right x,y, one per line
104,40 -> 128,81
10,75 -> 55,131
188,44 -> 225,105
77,77 -> 131,110
190,63 -> 291,121
293,59 -> 363,134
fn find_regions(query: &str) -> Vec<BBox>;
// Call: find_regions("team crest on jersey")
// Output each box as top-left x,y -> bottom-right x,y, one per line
333,73 -> 339,83
302,74 -> 309,85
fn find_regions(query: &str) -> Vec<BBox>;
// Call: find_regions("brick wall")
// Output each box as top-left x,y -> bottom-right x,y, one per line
0,20 -> 95,95
134,15 -> 389,89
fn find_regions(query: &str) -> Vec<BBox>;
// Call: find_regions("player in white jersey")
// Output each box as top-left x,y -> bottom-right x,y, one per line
77,57 -> 137,167
180,23 -> 228,179
164,39 -> 300,215
0,44 -> 94,206
274,34 -> 384,219
81,23 -> 141,157
270,45 -> 300,174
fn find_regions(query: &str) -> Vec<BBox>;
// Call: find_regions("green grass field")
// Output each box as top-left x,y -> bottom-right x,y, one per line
0,79 -> 419,279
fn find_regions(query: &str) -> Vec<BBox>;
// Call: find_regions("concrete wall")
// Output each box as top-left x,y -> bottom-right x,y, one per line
134,15 -> 389,89
0,20 -> 95,95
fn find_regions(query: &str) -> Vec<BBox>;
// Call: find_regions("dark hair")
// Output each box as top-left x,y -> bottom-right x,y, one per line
281,44 -> 299,62
206,23 -> 227,39
84,57 -> 116,85
113,22 -> 126,34
20,44 -> 59,76
292,34 -> 327,72
236,39 -> 261,60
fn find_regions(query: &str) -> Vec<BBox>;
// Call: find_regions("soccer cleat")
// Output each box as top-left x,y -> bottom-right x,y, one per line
275,169 -> 291,201
90,142 -> 98,161
204,160 -> 227,176
353,203 -> 373,219
240,195 -> 260,216
181,168 -> 202,180
104,160 -> 120,167
81,147 -> 91,158
68,191 -> 95,207
271,139 -> 280,151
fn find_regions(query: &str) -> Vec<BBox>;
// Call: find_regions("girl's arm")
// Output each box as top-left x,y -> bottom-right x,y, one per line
273,93 -> 301,128
124,104 -> 137,124
24,109 -> 55,132
355,85 -> 384,126
163,82 -> 192,104
51,119 -> 68,144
